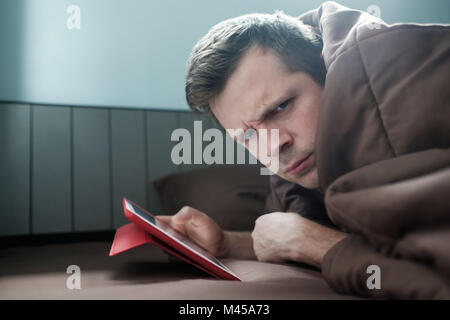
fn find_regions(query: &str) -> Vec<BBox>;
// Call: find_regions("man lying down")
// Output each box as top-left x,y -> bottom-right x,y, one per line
157,1 -> 450,299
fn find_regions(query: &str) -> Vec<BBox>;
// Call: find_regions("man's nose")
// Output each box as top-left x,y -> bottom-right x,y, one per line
264,128 -> 290,157
276,130 -> 291,156
255,127 -> 290,165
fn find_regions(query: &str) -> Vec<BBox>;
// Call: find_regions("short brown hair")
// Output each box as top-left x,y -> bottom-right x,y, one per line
185,11 -> 326,127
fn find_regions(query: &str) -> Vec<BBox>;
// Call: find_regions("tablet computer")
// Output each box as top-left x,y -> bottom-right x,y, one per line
120,197 -> 241,281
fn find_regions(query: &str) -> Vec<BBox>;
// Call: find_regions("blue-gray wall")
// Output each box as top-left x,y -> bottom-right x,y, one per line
1,0 -> 449,110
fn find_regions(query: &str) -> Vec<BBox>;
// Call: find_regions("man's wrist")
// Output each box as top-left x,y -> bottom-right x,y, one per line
287,217 -> 349,269
313,230 -> 348,269
217,231 -> 230,258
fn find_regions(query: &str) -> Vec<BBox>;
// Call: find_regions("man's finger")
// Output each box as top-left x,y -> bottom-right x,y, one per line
155,215 -> 186,234
173,206 -> 193,223
155,215 -> 172,224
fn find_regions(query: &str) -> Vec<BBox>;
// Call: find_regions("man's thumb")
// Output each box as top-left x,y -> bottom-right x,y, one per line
173,206 -> 192,223
155,215 -> 171,224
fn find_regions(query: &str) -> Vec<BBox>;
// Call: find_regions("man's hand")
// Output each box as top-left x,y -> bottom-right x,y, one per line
156,206 -> 228,258
156,208 -> 348,269
157,206 -> 256,260
251,212 -> 348,268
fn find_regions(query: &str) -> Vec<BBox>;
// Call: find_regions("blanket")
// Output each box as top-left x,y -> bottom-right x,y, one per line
299,1 -> 450,299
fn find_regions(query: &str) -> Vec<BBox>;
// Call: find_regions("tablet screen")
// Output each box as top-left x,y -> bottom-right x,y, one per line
124,199 -> 236,275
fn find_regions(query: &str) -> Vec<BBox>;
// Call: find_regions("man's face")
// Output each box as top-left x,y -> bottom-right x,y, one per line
210,46 -> 322,189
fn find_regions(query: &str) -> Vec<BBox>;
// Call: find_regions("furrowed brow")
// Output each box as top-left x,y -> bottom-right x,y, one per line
256,88 -> 296,122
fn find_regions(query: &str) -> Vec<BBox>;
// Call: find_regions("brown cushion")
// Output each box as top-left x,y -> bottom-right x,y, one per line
153,164 -> 270,231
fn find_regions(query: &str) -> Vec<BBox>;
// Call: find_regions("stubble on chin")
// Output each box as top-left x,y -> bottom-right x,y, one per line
285,166 -> 319,190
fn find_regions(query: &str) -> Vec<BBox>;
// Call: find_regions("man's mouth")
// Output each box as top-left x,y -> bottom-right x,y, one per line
284,153 -> 313,175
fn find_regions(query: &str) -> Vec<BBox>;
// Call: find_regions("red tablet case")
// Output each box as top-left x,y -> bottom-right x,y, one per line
109,198 -> 241,281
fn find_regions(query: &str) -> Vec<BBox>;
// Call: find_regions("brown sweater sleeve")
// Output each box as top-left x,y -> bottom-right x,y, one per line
264,175 -> 336,228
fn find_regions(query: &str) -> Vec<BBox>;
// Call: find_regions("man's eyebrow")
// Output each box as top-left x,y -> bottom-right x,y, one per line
232,88 -> 297,142
256,88 -> 296,121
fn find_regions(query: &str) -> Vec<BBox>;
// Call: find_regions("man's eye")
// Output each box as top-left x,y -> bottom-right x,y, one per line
274,100 -> 290,113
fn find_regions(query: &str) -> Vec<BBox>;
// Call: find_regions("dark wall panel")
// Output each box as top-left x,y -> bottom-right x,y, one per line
1,103 -> 223,236
146,110 -> 179,214
0,103 -> 30,236
111,109 -> 147,228
32,105 -> 72,234
73,107 -> 111,231
179,111 -> 217,171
